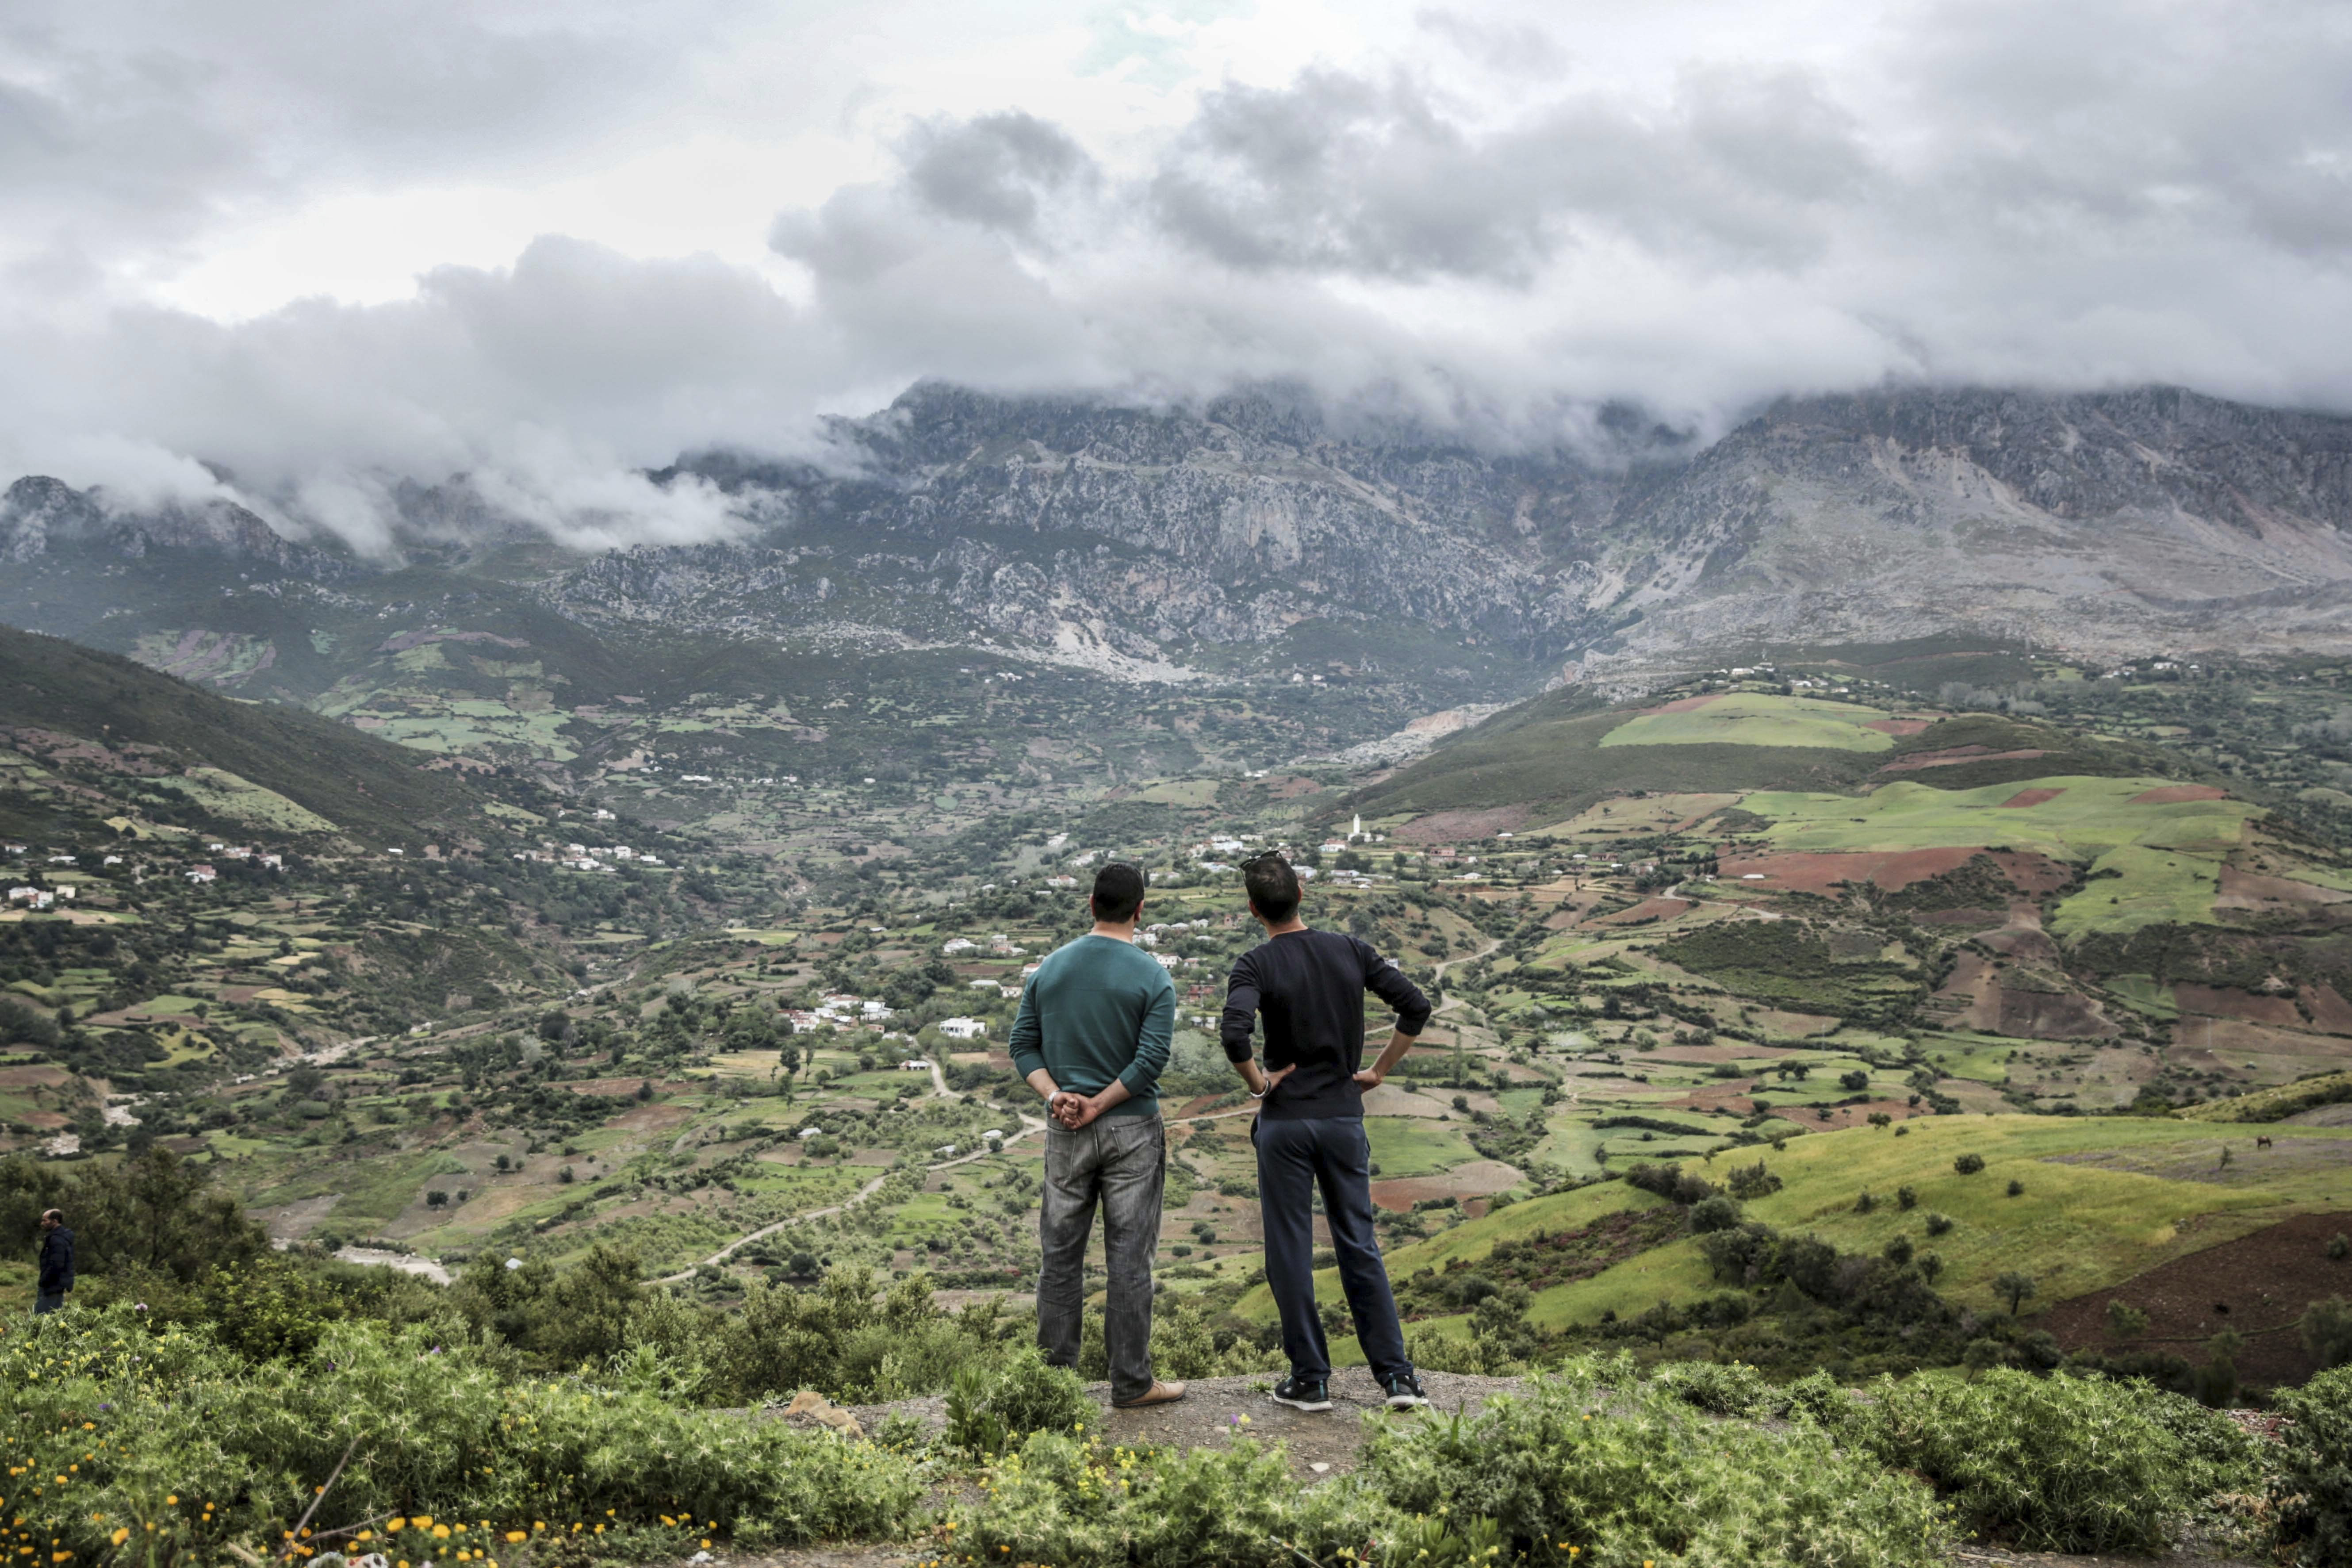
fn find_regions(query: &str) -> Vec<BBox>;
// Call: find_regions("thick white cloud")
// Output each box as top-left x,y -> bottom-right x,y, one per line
2,0 -> 2348,550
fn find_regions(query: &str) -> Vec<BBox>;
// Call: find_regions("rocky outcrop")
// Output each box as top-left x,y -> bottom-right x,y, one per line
11,384 -> 2352,690
648,382 -> 2352,676
0,476 -> 343,575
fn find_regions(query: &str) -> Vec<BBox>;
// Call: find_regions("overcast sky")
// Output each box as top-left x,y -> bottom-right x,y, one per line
4,0 -> 2348,547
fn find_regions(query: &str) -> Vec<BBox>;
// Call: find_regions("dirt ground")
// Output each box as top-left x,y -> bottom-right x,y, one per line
2039,1209 -> 2352,1387
840,1368 -> 1520,1481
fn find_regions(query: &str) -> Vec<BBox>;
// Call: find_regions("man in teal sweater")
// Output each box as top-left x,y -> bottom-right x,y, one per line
1008,862 -> 1184,1408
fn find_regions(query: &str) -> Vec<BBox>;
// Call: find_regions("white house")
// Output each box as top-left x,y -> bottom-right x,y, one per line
940,937 -> 978,955
186,866 -> 217,883
900,1058 -> 931,1070
939,1017 -> 987,1040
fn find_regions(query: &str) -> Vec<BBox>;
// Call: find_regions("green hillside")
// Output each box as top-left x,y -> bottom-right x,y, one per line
1338,694 -> 1885,822
1242,1115 -> 2352,1353
0,621 -> 486,843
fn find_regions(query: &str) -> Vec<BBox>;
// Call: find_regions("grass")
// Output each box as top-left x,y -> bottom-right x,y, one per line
154,766 -> 340,832
1364,1118 -> 1479,1177
1261,1115 -> 2352,1338
1600,694 -> 1897,752
1232,1182 -> 1666,1323
2051,845 -> 2222,936
1338,698 -> 1882,822
1747,774 -> 2255,859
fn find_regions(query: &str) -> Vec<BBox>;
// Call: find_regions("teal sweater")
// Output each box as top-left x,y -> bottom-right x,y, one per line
1007,934 -> 1176,1117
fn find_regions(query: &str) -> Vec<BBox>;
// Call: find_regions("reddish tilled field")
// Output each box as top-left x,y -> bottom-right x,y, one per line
2132,784 -> 2232,804
1717,847 -> 1980,895
2000,787 -> 2067,808
2174,984 -> 2306,1027
2041,1211 -> 2352,1388
1368,1160 -> 1524,1212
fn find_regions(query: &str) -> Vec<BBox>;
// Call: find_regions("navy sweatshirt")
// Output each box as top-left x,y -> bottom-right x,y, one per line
1222,928 -> 1432,1120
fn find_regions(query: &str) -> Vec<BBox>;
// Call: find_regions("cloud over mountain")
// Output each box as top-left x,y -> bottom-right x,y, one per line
3,0 -> 2348,551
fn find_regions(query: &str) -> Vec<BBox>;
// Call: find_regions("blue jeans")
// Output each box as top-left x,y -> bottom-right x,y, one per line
1037,1111 -> 1165,1403
33,1291 -> 65,1315
1253,1116 -> 1411,1382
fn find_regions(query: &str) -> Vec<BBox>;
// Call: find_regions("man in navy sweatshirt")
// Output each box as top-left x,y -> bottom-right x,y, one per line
1222,853 -> 1432,1412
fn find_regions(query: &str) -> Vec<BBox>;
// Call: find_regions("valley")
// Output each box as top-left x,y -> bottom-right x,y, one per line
2,591 -> 2349,1408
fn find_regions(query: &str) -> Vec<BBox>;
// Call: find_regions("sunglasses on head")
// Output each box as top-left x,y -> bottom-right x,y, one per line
1239,851 -> 1289,871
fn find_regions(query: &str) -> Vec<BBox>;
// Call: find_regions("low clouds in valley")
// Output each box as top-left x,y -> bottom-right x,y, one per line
3,0 -> 2348,550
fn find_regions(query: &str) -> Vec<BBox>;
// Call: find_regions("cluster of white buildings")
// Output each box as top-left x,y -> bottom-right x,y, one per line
939,932 -> 1027,958
5,886 -> 73,909
785,993 -> 895,1033
513,841 -> 666,873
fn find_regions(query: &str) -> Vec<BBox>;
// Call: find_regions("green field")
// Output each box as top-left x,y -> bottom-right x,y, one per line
1364,1118 -> 1480,1177
1245,1116 -> 2352,1334
1601,694 -> 1896,752
2052,844 -> 2225,935
1747,774 -> 2254,858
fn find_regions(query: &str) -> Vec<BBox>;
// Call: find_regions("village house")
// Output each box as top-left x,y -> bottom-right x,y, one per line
938,1017 -> 986,1040
186,865 -> 217,883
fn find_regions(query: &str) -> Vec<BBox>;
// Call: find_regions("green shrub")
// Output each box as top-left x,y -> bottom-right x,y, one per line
2273,1364 -> 2352,1566
945,1344 -> 1092,1456
1688,1195 -> 1744,1233
1779,1369 -> 1859,1434
1954,1153 -> 1986,1175
0,1304 -> 925,1560
1651,1359 -> 1775,1417
941,1429 -> 1388,1568
1359,1355 -> 1945,1567
2306,1296 -> 2352,1371
1856,1369 -> 2254,1553
1925,1211 -> 1954,1236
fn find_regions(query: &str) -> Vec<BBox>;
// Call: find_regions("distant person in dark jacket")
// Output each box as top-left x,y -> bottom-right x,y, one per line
1223,853 -> 1433,1413
34,1210 -> 72,1315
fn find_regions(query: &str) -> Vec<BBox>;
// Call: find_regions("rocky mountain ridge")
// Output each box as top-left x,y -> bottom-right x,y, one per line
7,383 -> 2352,698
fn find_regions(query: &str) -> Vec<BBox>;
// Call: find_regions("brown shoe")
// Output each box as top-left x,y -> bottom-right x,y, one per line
1113,1379 -> 1187,1409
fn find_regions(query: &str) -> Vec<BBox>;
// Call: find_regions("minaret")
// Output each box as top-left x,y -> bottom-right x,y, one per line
1351,814 -> 1363,840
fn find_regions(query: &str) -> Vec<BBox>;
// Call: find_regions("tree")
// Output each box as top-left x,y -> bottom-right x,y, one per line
1994,1271 -> 2038,1315
1954,1152 -> 1986,1175
1840,1070 -> 1869,1092
2106,1300 -> 2150,1339
2302,1296 -> 2352,1369
426,1188 -> 450,1208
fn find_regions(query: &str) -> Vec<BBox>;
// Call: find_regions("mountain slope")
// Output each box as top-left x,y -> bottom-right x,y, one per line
0,622 -> 490,843
5,383 -> 2351,721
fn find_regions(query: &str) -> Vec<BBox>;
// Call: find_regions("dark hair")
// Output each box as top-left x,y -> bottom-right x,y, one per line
1244,853 -> 1301,922
1091,862 -> 1146,924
